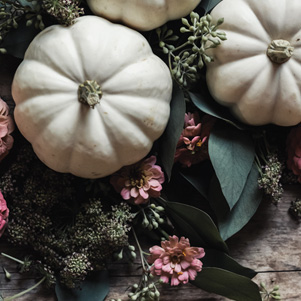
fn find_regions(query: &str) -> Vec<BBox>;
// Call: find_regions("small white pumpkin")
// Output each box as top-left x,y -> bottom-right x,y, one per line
12,16 -> 172,179
86,0 -> 201,31
206,0 -> 301,126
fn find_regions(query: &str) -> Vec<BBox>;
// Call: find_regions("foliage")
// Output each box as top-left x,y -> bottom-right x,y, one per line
0,141 -> 133,289
193,267 -> 262,301
260,282 -> 281,300
0,0 -> 292,300
156,12 -> 226,88
0,0 -> 84,57
157,83 -> 186,180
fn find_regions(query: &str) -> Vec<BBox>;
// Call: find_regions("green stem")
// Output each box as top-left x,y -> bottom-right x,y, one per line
158,228 -> 170,240
132,228 -> 149,273
1,253 -> 24,265
78,80 -> 102,109
4,277 -> 46,301
267,39 -> 294,64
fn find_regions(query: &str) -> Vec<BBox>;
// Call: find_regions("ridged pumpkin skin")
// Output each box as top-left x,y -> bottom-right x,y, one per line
206,0 -> 301,126
86,0 -> 201,31
12,16 -> 172,179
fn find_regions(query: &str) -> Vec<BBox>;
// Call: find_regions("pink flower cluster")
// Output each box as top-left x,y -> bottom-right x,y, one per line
175,112 -> 215,167
110,156 -> 165,205
286,124 -> 301,182
0,98 -> 14,162
148,235 -> 205,286
0,191 -> 9,237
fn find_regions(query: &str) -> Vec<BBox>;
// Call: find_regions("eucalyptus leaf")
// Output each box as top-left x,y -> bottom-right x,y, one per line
160,199 -> 229,253
55,270 -> 110,301
1,20 -> 39,59
208,121 -> 255,209
198,0 -> 224,13
17,0 -> 35,7
202,249 -> 256,279
179,160 -> 214,199
189,91 -> 244,130
209,163 -> 263,240
209,172 -> 230,218
192,267 -> 261,301
158,83 -> 186,180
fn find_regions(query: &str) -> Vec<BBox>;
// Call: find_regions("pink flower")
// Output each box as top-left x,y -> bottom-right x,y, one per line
0,191 -> 9,237
110,156 -> 165,205
286,124 -> 301,182
0,98 -> 14,162
175,112 -> 215,167
148,235 -> 205,286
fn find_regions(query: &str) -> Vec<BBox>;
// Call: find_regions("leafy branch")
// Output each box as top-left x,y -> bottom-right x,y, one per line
156,12 -> 226,89
0,0 -> 84,54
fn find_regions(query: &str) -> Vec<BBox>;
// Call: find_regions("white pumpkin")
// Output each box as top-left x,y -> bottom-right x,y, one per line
12,16 -> 172,179
206,0 -> 301,126
86,0 -> 201,31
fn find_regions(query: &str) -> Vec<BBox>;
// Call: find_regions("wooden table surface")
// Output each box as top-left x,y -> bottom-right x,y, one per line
1,55 -> 301,300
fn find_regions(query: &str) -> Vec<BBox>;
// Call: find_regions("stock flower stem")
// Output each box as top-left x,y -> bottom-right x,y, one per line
132,228 -> 149,272
3,276 -> 46,301
1,253 -> 24,265
158,228 -> 170,241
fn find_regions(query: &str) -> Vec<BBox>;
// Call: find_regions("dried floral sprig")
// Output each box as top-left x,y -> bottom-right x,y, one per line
0,142 -> 134,288
255,131 -> 284,204
257,152 -> 284,205
127,229 -> 163,301
42,0 -> 84,26
1,253 -> 48,299
0,0 -> 44,53
156,12 -> 226,88
0,0 -> 84,53
289,198 -> 301,222
260,282 -> 281,300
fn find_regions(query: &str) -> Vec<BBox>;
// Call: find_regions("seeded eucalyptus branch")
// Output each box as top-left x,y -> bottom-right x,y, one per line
156,12 -> 226,88
0,0 -> 42,54
0,0 -> 84,53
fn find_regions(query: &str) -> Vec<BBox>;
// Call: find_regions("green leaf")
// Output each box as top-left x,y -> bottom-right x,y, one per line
192,267 -> 261,301
189,91 -> 244,130
158,83 -> 186,180
208,122 -> 255,209
17,0 -> 35,6
202,249 -> 256,279
55,270 -> 110,301
208,172 -> 230,217
198,0 -> 223,13
1,19 -> 39,59
179,160 -> 214,199
209,163 -> 263,240
160,199 -> 229,253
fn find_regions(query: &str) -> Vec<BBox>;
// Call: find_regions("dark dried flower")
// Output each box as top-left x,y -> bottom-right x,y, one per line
0,142 -> 133,288
289,198 -> 301,222
42,0 -> 84,26
257,152 -> 284,204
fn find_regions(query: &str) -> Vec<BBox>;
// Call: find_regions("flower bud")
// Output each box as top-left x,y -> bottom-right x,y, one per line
3,267 -> 11,280
128,245 -> 135,251
155,206 -> 164,212
132,283 -> 139,290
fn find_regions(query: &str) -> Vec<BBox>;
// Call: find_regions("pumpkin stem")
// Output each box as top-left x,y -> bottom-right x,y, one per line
78,80 -> 102,108
267,39 -> 294,64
